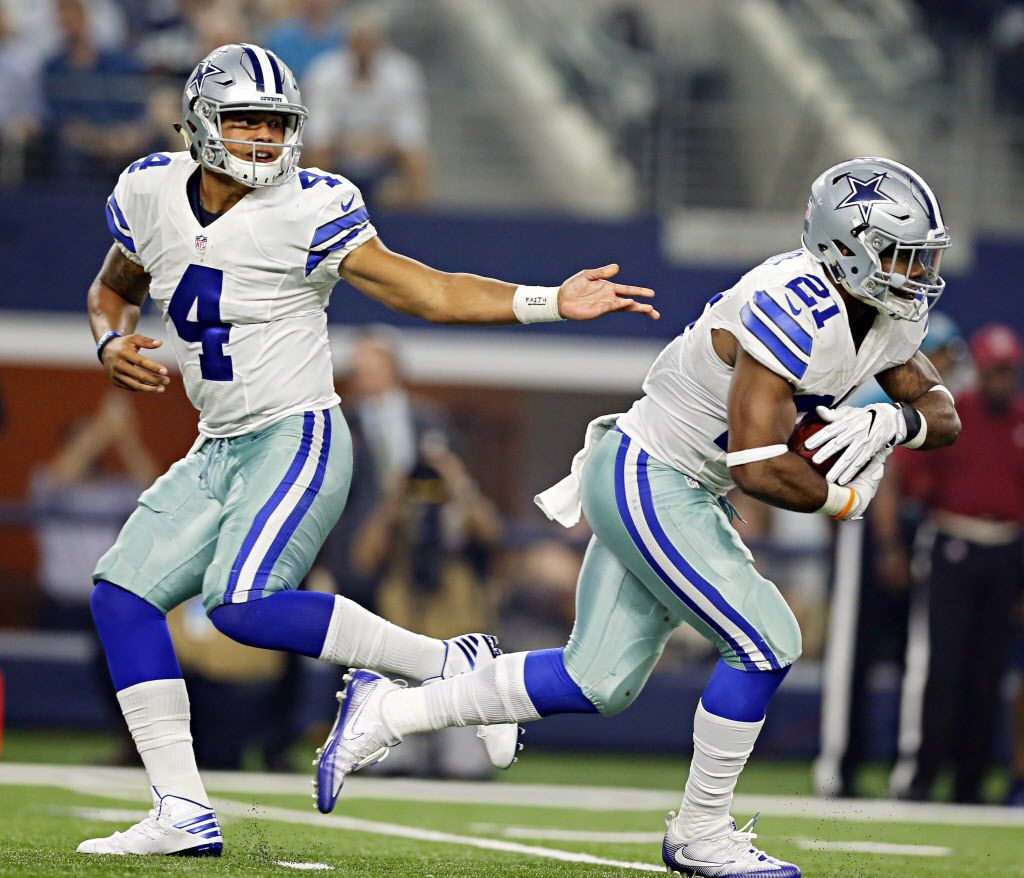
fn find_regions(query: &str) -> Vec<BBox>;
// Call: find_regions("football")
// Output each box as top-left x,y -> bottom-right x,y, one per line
788,413 -> 836,478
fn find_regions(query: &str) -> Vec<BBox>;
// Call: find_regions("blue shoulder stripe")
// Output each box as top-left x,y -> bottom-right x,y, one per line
310,208 -> 369,249
304,227 -> 365,275
740,303 -> 807,380
753,290 -> 813,355
105,198 -> 135,253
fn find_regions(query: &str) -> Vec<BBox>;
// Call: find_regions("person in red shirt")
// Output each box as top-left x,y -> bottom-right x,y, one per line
890,323 -> 1024,803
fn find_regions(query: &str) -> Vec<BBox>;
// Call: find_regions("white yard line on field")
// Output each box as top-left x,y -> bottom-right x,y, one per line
212,800 -> 666,873
44,802 -> 664,873
790,838 -> 952,857
274,863 -> 334,871
468,822 -> 663,843
6,763 -> 1024,828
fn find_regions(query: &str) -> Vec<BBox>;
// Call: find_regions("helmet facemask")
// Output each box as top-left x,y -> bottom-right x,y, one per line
182,97 -> 307,188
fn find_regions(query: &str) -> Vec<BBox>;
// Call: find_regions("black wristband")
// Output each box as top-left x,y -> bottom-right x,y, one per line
895,402 -> 922,444
96,330 -> 122,363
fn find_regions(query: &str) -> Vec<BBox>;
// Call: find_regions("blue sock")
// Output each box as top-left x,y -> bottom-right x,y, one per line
209,591 -> 335,658
91,581 -> 182,691
523,648 -> 598,716
700,658 -> 791,722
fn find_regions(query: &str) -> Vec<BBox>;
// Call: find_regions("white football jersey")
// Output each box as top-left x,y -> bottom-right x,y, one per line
616,249 -> 926,495
105,151 -> 377,437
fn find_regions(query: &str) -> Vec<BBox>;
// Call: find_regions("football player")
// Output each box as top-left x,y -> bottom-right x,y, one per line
320,157 -> 961,877
78,43 -> 657,857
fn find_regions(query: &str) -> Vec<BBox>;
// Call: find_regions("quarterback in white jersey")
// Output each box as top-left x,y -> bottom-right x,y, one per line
80,43 -> 657,858
311,158 -> 962,878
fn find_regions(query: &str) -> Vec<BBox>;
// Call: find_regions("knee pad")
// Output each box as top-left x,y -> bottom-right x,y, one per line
563,639 -> 660,717
719,582 -> 802,670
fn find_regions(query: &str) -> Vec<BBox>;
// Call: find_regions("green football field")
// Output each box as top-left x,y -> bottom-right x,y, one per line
2,733 -> 1023,877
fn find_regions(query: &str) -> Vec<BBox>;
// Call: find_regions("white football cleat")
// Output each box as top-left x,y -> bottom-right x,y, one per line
440,633 -> 523,770
76,791 -> 222,857
313,669 -> 401,814
661,811 -> 800,877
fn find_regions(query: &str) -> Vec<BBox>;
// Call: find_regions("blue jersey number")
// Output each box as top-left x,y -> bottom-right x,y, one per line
785,275 -> 841,329
127,153 -> 171,174
298,170 -> 343,190
167,265 -> 233,381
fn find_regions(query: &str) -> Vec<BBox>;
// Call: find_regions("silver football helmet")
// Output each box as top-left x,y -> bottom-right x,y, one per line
179,43 -> 307,187
802,157 -> 951,321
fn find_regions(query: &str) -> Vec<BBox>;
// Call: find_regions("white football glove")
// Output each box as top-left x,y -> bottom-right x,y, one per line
839,446 -> 891,520
804,403 -> 907,486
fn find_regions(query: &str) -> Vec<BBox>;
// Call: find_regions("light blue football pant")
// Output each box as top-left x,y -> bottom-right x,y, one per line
562,428 -> 802,716
94,407 -> 351,615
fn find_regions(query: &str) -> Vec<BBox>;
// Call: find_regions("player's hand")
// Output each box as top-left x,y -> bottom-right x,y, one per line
805,403 -> 906,485
101,333 -> 170,394
557,264 -> 659,322
839,446 -> 891,521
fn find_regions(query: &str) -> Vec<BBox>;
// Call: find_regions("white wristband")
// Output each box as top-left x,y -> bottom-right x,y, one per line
902,415 -> 928,449
513,285 -> 564,324
820,482 -> 857,519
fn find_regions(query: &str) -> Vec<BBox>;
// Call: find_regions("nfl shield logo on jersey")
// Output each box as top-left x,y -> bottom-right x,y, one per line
194,235 -> 208,253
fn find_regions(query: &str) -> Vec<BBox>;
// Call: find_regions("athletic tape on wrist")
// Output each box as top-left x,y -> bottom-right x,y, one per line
513,285 -> 564,324
820,481 -> 857,519
725,444 -> 788,468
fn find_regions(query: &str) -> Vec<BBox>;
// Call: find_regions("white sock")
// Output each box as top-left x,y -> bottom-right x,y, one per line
671,701 -> 764,841
117,679 -> 210,807
318,595 -> 446,680
382,652 -> 541,738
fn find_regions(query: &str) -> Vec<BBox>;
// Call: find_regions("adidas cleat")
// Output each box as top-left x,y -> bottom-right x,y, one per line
76,792 -> 223,856
441,633 -> 523,770
313,669 -> 400,814
661,811 -> 800,877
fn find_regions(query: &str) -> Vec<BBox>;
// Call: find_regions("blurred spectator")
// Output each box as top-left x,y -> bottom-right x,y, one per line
890,324 -> 1024,803
0,2 -> 43,178
125,0 -> 202,80
303,9 -> 429,209
815,313 -> 965,798
30,394 -> 158,630
1009,628 -> 1024,805
42,0 -> 148,182
344,329 -> 446,489
264,0 -> 346,80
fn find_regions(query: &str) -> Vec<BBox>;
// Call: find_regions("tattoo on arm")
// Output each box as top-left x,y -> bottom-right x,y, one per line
97,245 -> 150,306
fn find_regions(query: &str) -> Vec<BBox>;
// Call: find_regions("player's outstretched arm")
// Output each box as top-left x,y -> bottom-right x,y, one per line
876,352 -> 961,449
88,245 -> 169,394
339,237 -> 658,325
726,346 -> 831,513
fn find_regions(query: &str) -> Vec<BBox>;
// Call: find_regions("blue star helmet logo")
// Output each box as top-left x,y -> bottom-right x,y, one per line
191,60 -> 226,93
834,172 -> 897,224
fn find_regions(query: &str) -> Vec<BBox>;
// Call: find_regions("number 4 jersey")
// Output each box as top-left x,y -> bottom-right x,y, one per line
105,151 -> 377,437
616,248 -> 927,495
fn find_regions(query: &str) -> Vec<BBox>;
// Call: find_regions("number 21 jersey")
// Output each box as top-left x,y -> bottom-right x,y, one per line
616,248 -> 927,495
105,151 -> 377,437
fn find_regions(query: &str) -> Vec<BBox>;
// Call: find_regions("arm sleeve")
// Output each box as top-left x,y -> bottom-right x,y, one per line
304,182 -> 378,283
735,287 -> 816,385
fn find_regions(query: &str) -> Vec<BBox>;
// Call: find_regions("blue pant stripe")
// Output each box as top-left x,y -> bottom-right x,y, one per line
249,410 -> 332,598
634,449 -> 780,670
613,434 -> 765,669
224,412 -> 315,603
